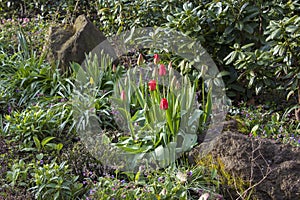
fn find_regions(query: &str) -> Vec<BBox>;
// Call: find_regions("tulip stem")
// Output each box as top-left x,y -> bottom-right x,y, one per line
162,77 -> 165,98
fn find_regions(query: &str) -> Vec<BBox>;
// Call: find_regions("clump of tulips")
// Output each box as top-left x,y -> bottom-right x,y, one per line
111,52 -> 209,166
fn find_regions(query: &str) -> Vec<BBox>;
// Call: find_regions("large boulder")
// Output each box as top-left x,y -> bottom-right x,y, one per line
46,15 -> 106,74
190,131 -> 300,200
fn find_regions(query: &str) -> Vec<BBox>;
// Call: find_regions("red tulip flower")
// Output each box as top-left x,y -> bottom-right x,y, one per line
121,90 -> 126,101
148,80 -> 156,91
160,98 -> 168,110
154,54 -> 160,64
159,64 -> 166,76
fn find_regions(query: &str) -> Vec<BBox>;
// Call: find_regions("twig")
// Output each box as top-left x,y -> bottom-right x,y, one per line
235,139 -> 275,200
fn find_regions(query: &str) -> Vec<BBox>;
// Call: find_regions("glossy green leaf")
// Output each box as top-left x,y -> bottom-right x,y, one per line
41,137 -> 56,147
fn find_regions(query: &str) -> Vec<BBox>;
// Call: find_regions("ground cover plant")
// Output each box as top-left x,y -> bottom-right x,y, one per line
0,0 -> 299,200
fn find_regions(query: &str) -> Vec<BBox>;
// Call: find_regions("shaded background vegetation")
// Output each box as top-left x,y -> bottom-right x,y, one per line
1,0 -> 300,104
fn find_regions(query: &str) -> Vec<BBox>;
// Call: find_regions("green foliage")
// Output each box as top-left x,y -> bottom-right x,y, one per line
96,0 -> 186,36
6,159 -> 32,187
229,104 -> 300,147
3,103 -> 73,151
224,43 -> 276,95
29,160 -> 83,200
162,0 -> 300,100
0,16 -> 50,53
72,51 -> 119,131
0,31 -> 75,113
4,155 -> 83,200
32,136 -> 63,153
87,164 -> 222,200
0,0 -> 189,37
2,0 -> 300,101
0,0 -> 97,21
265,14 -> 300,99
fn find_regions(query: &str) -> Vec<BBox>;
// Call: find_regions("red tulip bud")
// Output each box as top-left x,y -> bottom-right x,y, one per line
160,98 -> 168,110
148,80 -> 157,91
121,90 -> 126,101
159,64 -> 166,76
154,54 -> 160,65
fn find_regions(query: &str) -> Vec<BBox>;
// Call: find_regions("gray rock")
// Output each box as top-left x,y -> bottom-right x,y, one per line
190,131 -> 300,200
46,15 -> 106,74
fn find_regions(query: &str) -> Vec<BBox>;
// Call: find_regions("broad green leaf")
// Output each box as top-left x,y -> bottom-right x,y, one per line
45,143 -> 57,149
266,28 -> 281,41
236,21 -> 244,31
287,90 -> 294,100
241,43 -> 255,50
101,134 -> 111,145
36,153 -> 43,160
56,143 -> 63,151
243,24 -> 254,34
224,51 -> 238,65
54,191 -> 60,200
286,25 -> 299,33
224,25 -> 234,35
41,136 -> 56,147
166,108 -> 174,134
154,145 -> 164,161
117,144 -> 152,154
203,87 -> 212,123
249,76 -> 255,87
181,134 -> 197,151
131,110 -> 145,122
166,15 -> 174,22
21,148 -> 37,152
188,109 -> 203,126
217,71 -> 230,78
33,136 -> 41,151
251,124 -> 259,133
135,171 -> 141,182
